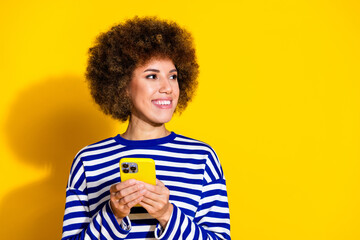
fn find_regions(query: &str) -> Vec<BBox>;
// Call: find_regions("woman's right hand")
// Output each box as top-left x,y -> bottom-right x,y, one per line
110,179 -> 146,223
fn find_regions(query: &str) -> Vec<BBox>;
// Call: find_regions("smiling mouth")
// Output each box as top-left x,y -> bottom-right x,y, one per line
152,100 -> 172,108
153,100 -> 171,105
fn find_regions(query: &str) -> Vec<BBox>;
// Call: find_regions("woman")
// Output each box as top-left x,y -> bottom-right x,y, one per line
62,16 -> 230,239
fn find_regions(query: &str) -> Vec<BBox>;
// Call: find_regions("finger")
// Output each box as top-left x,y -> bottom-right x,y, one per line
156,179 -> 165,187
112,179 -> 137,193
114,183 -> 145,200
144,182 -> 170,198
142,182 -> 157,192
110,179 -> 137,193
141,192 -> 164,207
127,195 -> 145,208
139,199 -> 153,211
118,188 -> 147,205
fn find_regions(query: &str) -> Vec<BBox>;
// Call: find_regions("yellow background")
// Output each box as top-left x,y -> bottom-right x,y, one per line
1,0 -> 359,239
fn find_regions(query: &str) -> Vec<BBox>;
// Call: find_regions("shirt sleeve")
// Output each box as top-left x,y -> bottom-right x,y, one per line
61,154 -> 132,240
154,178 -> 231,240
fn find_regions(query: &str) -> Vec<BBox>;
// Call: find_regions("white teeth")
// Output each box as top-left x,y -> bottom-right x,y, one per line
154,100 -> 171,105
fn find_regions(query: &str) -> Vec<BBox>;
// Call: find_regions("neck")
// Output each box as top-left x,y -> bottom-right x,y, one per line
121,116 -> 170,141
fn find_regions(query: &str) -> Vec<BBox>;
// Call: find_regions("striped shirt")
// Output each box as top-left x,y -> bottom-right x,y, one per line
62,132 -> 230,239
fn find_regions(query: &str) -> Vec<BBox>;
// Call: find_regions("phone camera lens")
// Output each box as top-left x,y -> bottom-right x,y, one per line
130,166 -> 137,171
123,169 -> 129,173
122,163 -> 129,168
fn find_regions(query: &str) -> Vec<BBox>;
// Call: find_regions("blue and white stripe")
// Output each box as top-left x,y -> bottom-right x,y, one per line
62,132 -> 230,239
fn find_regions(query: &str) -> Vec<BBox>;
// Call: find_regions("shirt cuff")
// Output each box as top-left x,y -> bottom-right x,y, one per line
121,216 -> 131,231
155,203 -> 177,239
107,201 -> 132,234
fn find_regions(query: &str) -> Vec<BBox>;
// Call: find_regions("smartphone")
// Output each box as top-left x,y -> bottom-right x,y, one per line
119,158 -> 156,185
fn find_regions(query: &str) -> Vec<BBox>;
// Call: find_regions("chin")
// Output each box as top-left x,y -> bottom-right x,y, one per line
153,117 -> 173,125
151,114 -> 174,125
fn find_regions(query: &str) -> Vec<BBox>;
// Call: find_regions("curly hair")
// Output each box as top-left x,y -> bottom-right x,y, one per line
86,16 -> 199,122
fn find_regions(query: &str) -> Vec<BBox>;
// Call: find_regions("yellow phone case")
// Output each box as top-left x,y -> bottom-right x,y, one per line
119,158 -> 156,185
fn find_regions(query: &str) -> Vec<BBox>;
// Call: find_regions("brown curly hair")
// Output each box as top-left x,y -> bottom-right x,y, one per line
86,16 -> 199,122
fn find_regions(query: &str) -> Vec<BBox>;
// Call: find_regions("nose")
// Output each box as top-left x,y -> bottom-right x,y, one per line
159,77 -> 173,94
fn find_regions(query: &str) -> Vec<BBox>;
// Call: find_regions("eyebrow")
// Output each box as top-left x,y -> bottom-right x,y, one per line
144,68 -> 177,73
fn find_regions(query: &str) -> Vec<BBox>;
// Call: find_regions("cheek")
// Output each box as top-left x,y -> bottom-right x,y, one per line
173,82 -> 180,98
130,82 -> 152,103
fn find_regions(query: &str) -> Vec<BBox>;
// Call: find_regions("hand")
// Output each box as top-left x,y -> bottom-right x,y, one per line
109,179 -> 146,223
139,179 -> 173,228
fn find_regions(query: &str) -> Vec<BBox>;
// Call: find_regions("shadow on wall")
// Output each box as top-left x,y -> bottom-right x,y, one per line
0,76 -> 117,239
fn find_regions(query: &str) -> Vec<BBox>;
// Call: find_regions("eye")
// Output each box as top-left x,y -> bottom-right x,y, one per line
146,74 -> 157,79
170,74 -> 178,80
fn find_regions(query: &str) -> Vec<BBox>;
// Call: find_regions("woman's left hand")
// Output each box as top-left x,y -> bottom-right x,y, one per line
139,179 -> 173,228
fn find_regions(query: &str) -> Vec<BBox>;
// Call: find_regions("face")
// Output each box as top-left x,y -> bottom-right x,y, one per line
128,58 -> 179,126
